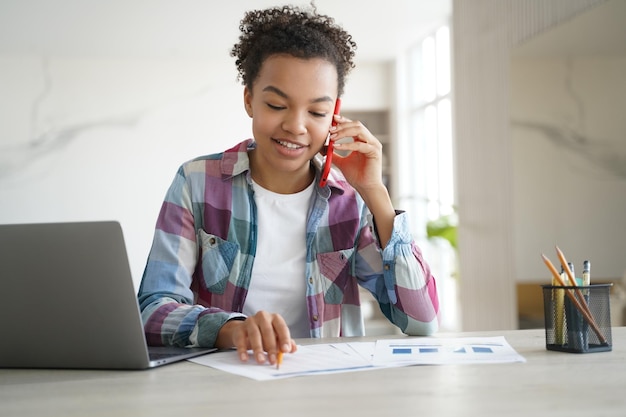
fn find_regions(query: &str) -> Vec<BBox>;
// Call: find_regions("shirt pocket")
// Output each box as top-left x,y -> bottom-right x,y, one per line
316,248 -> 355,304
198,229 -> 240,295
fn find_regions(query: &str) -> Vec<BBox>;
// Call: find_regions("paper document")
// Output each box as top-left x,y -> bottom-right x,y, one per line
189,343 -> 376,381
373,336 -> 526,366
189,336 -> 525,380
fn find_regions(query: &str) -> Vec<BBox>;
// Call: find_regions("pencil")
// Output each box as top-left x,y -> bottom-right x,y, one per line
552,266 -> 566,345
555,246 -> 593,318
541,254 -> 607,344
276,351 -> 283,370
555,247 -> 579,287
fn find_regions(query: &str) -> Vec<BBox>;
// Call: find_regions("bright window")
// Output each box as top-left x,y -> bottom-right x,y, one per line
398,25 -> 454,238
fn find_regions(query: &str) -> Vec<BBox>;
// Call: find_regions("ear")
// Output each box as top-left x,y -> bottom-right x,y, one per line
243,87 -> 253,118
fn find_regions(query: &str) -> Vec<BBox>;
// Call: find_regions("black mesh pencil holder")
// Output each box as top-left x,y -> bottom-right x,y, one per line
542,284 -> 613,353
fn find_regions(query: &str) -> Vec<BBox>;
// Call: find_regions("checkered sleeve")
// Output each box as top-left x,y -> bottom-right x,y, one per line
358,210 -> 440,336
137,165 -> 244,348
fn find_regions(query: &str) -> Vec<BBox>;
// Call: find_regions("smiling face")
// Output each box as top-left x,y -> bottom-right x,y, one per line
244,54 -> 338,192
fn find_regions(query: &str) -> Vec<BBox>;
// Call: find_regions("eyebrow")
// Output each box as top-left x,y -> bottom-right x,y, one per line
262,85 -> 334,104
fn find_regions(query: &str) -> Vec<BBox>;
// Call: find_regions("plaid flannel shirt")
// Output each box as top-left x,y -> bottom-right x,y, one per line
137,139 -> 439,347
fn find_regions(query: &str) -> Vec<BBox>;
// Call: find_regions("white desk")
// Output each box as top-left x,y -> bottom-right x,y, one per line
2,328 -> 625,417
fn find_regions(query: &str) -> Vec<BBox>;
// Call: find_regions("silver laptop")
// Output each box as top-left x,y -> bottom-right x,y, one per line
0,221 -> 216,369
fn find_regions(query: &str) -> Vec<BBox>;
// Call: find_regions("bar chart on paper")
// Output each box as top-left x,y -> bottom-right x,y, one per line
372,336 -> 526,365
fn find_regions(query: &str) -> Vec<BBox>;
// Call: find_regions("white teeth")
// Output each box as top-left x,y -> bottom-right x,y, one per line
276,140 -> 302,149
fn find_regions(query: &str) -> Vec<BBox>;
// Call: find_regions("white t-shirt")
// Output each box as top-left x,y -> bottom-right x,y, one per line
243,179 -> 315,338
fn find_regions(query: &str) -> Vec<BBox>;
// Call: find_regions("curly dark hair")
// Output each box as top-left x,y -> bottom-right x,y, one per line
230,4 -> 357,96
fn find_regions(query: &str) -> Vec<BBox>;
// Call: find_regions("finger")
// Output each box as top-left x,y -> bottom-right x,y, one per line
245,319 -> 268,364
334,139 -> 381,156
271,315 -> 294,354
331,125 -> 376,146
329,116 -> 358,137
232,326 -> 250,362
334,113 -> 352,124
288,339 -> 298,353
260,314 -> 291,364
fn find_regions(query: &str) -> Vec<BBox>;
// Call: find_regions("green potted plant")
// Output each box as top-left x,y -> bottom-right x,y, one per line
426,213 -> 458,250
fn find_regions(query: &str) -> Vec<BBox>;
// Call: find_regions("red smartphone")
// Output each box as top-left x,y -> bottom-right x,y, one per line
319,98 -> 342,187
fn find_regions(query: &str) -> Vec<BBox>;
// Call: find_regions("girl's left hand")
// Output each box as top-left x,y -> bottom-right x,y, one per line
329,114 -> 385,193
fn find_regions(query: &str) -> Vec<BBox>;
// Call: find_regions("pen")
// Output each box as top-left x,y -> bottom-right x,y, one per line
276,351 -> 283,370
582,260 -> 591,286
581,260 -> 591,348
568,262 -> 576,284
566,261 -> 580,349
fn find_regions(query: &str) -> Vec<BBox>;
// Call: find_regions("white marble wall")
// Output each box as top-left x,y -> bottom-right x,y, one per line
511,57 -> 626,281
0,56 -> 249,284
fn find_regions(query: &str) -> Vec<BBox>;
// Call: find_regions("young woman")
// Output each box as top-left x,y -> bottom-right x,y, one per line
138,4 -> 439,366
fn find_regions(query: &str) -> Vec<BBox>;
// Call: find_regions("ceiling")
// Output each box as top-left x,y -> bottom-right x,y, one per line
0,0 -> 451,62
513,0 -> 626,58
2,0 -> 623,64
